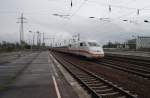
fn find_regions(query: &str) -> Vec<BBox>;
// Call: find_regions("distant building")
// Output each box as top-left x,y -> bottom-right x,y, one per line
116,43 -> 125,49
136,36 -> 150,49
125,39 -> 136,50
126,36 -> 150,50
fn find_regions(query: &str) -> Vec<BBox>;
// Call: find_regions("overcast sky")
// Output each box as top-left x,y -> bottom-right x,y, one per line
1,0 -> 150,45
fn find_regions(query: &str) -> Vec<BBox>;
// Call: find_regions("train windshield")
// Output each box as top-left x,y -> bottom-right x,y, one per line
88,42 -> 100,47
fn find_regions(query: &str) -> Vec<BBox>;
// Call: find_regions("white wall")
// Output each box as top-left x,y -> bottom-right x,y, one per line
136,37 -> 150,49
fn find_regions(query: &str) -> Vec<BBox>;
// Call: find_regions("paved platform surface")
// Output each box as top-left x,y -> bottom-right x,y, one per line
0,51 -> 31,64
0,51 -> 79,98
105,51 -> 150,57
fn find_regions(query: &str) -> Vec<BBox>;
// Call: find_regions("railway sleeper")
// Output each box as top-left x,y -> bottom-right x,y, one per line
77,74 -> 93,77
103,59 -> 150,71
85,81 -> 101,85
78,76 -> 95,80
87,83 -> 104,87
72,72 -> 88,76
91,85 -> 109,90
98,92 -> 123,98
84,80 -> 101,84
81,78 -> 98,81
105,56 -> 150,66
96,89 -> 119,95
95,88 -> 114,94
104,60 -> 150,74
101,62 -> 150,78
70,69 -> 82,72
117,96 -> 127,98
73,72 -> 90,76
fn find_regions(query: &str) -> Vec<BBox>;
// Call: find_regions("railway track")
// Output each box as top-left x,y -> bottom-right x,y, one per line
102,58 -> 150,71
95,58 -> 150,79
52,52 -> 138,98
104,54 -> 150,68
52,51 -> 150,79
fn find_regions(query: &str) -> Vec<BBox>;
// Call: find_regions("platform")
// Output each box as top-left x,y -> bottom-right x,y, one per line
0,51 -> 82,98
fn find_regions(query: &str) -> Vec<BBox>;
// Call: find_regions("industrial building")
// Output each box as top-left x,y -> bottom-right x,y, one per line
126,36 -> 150,50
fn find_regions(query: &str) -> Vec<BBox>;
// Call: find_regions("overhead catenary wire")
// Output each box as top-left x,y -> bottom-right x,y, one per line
86,1 -> 150,24
1,0 -> 150,18
114,4 -> 150,20
69,0 -> 88,19
85,0 -> 150,21
1,0 -> 150,24
87,0 -> 150,11
62,0 -> 150,24
83,0 -> 150,23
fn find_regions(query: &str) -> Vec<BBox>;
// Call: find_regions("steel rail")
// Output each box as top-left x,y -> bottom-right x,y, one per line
52,51 -> 150,79
102,58 -> 150,72
105,54 -> 150,68
95,59 -> 150,79
51,52 -> 138,98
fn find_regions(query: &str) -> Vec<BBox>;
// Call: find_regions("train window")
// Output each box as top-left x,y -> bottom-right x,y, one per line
80,42 -> 86,46
69,44 -> 72,47
88,42 -> 100,47
80,43 -> 83,46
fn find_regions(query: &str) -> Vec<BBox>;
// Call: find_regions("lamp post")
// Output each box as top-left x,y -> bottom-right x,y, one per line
29,30 -> 35,51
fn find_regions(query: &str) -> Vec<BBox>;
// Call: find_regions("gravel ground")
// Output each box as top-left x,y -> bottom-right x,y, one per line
54,52 -> 150,98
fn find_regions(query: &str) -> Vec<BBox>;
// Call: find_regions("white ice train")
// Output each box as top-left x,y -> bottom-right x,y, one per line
53,40 -> 104,59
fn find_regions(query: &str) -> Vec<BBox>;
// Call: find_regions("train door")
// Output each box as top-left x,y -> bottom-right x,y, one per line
79,42 -> 87,56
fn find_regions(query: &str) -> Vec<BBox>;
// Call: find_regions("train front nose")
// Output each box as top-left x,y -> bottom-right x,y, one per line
89,47 -> 104,58
90,47 -> 103,53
